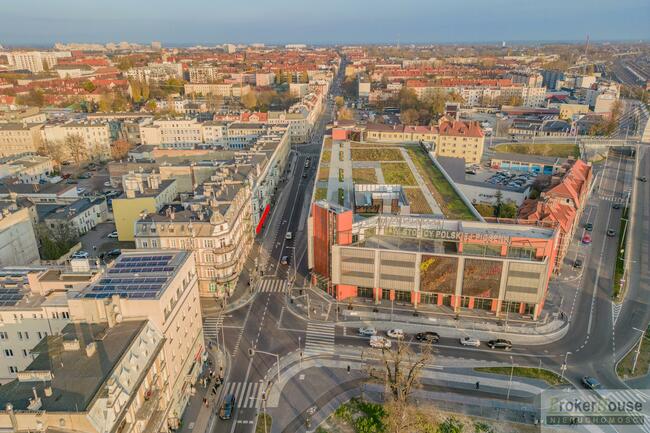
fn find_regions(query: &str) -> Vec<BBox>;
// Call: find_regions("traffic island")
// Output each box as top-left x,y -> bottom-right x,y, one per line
474,367 -> 568,386
255,413 -> 272,433
617,326 -> 650,380
612,206 -> 630,301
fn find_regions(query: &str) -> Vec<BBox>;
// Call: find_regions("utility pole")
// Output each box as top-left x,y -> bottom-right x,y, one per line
506,356 -> 514,400
560,351 -> 571,381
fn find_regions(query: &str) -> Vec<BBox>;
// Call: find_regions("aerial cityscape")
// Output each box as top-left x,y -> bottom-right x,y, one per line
0,2 -> 649,433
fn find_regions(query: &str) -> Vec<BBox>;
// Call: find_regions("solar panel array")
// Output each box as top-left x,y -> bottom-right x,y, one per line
83,255 -> 175,299
0,288 -> 24,307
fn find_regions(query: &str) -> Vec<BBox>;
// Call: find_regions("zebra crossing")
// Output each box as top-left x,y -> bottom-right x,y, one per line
202,316 -> 223,339
258,278 -> 287,293
222,381 -> 267,409
598,389 -> 650,432
304,322 -> 335,356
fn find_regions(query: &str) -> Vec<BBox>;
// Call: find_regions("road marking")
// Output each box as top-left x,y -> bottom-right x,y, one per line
203,315 -> 223,339
258,278 -> 287,293
612,302 -> 623,326
304,322 -> 335,355
224,381 -> 266,409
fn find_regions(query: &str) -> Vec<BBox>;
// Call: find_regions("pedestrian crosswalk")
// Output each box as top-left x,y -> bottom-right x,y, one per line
222,381 -> 267,409
597,389 -> 650,432
599,194 -> 628,204
258,278 -> 287,293
304,322 -> 335,356
203,315 -> 223,339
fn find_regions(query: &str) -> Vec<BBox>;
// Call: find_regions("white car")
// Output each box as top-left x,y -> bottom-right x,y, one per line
386,329 -> 405,339
107,231 -> 118,238
103,181 -> 112,187
285,232 -> 292,240
358,327 -> 377,337
71,251 -> 89,259
459,336 -> 481,347
369,336 -> 391,349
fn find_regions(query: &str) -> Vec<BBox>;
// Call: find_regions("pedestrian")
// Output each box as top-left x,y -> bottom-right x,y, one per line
475,381 -> 480,390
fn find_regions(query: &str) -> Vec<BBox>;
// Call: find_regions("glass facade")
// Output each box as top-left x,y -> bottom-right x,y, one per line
462,259 -> 503,298
419,255 -> 458,294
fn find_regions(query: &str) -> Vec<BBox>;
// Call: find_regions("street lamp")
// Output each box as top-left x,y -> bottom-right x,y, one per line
560,351 -> 571,381
249,349 -> 281,392
632,327 -> 646,374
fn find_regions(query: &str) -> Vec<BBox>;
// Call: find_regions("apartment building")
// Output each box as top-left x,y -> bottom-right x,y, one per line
184,83 -> 251,98
188,66 -> 222,83
140,119 -> 204,149
2,51 -> 71,73
42,197 -> 109,237
68,250 -> 204,431
0,205 -> 40,267
364,118 -> 485,164
41,122 -> 112,162
125,62 -> 183,83
112,173 -> 178,241
0,155 -> 53,184
0,123 -> 42,158
0,108 -> 46,124
0,265 -> 99,383
135,181 -> 252,296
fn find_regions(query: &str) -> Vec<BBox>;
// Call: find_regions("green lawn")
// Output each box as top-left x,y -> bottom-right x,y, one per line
380,162 -> 417,186
321,150 -> 331,163
494,143 -> 580,158
255,413 -> 272,433
404,188 -> 432,214
351,148 -> 404,161
613,207 -> 629,300
352,168 -> 378,184
475,366 -> 567,386
406,147 -> 476,220
617,326 -> 650,379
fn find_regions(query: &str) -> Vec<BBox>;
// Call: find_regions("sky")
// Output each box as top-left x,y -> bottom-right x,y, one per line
0,0 -> 648,46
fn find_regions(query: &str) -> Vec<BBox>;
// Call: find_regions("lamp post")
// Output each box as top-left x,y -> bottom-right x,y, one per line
632,327 -> 645,374
250,349 -> 281,392
560,351 -> 571,381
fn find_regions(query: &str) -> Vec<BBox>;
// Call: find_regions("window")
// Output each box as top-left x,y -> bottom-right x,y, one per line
62,311 -> 69,319
22,349 -> 28,357
9,366 -> 18,374
0,331 -> 7,339
17,331 -> 23,340
4,349 -> 14,357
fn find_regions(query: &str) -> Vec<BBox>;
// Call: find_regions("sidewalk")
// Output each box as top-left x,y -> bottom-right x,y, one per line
286,287 -> 569,344
179,345 -> 230,433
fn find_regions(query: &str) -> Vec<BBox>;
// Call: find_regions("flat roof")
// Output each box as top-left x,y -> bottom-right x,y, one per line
0,320 -> 148,412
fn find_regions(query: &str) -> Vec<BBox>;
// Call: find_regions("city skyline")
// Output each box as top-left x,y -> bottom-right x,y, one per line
1,0 -> 649,45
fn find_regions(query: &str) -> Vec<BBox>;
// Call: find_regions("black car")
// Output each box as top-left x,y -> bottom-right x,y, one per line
486,339 -> 512,350
612,203 -> 622,210
415,331 -> 440,343
638,176 -> 647,182
607,229 -> 616,237
581,376 -> 601,390
219,394 -> 236,420
573,258 -> 583,269
584,223 -> 593,231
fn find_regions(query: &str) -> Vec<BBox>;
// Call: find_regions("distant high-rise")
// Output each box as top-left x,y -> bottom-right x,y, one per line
151,41 -> 162,50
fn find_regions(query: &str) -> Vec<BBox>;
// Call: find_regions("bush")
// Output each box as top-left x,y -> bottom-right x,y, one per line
437,417 -> 464,433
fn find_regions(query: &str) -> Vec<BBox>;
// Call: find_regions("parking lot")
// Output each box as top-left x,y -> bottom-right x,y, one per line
465,166 -> 538,191
78,221 -> 122,259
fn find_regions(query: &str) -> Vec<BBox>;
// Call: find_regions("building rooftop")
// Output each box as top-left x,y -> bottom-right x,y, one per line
78,250 -> 188,300
0,320 -> 148,412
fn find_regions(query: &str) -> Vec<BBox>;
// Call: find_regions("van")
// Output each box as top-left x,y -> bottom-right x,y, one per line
219,394 -> 236,420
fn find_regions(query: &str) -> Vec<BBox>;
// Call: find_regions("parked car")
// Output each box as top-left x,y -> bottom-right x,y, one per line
107,231 -> 118,238
358,327 -> 377,337
573,258 -> 583,269
285,232 -> 293,240
459,336 -> 481,347
486,339 -> 512,350
638,176 -> 647,182
103,181 -> 112,187
219,394 -> 236,420
584,222 -> 593,231
415,331 -> 440,343
78,173 -> 92,179
369,336 -> 391,349
581,376 -> 601,390
386,329 -> 405,339
71,251 -> 89,259
612,203 -> 621,210
280,255 -> 289,265
607,229 -> 616,237
582,234 -> 592,244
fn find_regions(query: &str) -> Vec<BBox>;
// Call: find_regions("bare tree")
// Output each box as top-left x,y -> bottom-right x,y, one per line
64,133 -> 87,164
365,338 -> 434,433
38,138 -> 66,165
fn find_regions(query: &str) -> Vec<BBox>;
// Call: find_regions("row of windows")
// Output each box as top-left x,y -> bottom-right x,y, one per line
0,311 -> 68,322
4,348 -> 33,357
0,330 -> 49,341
